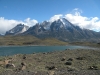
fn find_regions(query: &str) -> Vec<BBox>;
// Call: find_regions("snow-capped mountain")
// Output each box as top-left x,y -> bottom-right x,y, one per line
5,18 -> 100,42
40,21 -> 51,30
6,24 -> 29,35
23,18 -> 100,41
50,18 -> 77,31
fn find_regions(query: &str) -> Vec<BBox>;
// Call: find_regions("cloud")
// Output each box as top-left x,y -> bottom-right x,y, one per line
65,8 -> 100,32
49,8 -> 100,32
1,8 -> 100,34
0,17 -> 38,34
49,14 -> 63,22
24,18 -> 38,27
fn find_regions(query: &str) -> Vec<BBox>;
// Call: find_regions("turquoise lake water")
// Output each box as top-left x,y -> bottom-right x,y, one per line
0,46 -> 95,56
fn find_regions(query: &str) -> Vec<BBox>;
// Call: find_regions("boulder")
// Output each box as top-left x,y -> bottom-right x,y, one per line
21,62 -> 26,70
88,66 -> 98,70
76,57 -> 85,60
21,65 -> 26,70
65,61 -> 72,65
4,60 -> 12,64
23,55 -> 26,59
61,57 -> 66,61
46,66 -> 56,70
6,63 -> 15,68
21,62 -> 26,66
67,58 -> 73,61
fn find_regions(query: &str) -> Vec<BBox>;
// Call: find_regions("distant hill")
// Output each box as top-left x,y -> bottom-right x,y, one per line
0,35 -> 67,45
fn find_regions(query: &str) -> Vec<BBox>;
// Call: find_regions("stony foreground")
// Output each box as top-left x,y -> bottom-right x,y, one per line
0,49 -> 100,75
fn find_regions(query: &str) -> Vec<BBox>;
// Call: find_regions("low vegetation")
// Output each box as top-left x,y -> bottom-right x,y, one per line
69,41 -> 100,48
0,35 -> 67,46
0,49 -> 100,75
0,35 -> 100,47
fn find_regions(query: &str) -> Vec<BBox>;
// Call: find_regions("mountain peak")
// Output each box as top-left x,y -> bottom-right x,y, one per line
17,23 -> 24,26
5,24 -> 29,35
50,18 -> 74,30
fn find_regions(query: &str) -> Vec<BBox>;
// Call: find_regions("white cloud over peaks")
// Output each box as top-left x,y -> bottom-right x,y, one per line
49,9 -> 100,32
49,14 -> 63,22
24,18 -> 38,27
0,17 -> 38,34
65,8 -> 100,32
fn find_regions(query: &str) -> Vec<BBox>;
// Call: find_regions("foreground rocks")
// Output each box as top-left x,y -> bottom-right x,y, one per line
0,49 -> 100,75
1,70 -> 100,75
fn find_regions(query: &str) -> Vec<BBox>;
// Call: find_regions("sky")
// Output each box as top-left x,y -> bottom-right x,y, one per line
0,0 -> 100,34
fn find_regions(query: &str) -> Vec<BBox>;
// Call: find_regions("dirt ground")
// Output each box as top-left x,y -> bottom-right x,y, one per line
0,49 -> 100,75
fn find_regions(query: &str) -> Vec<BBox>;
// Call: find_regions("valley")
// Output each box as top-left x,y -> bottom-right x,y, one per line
0,35 -> 67,46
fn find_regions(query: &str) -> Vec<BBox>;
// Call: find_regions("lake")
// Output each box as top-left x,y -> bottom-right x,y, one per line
0,45 -> 96,56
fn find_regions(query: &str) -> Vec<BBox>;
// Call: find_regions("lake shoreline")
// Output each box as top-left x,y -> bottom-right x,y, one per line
0,45 -> 98,56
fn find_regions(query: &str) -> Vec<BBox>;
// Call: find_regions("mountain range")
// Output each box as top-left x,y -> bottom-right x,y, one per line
5,18 -> 100,42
